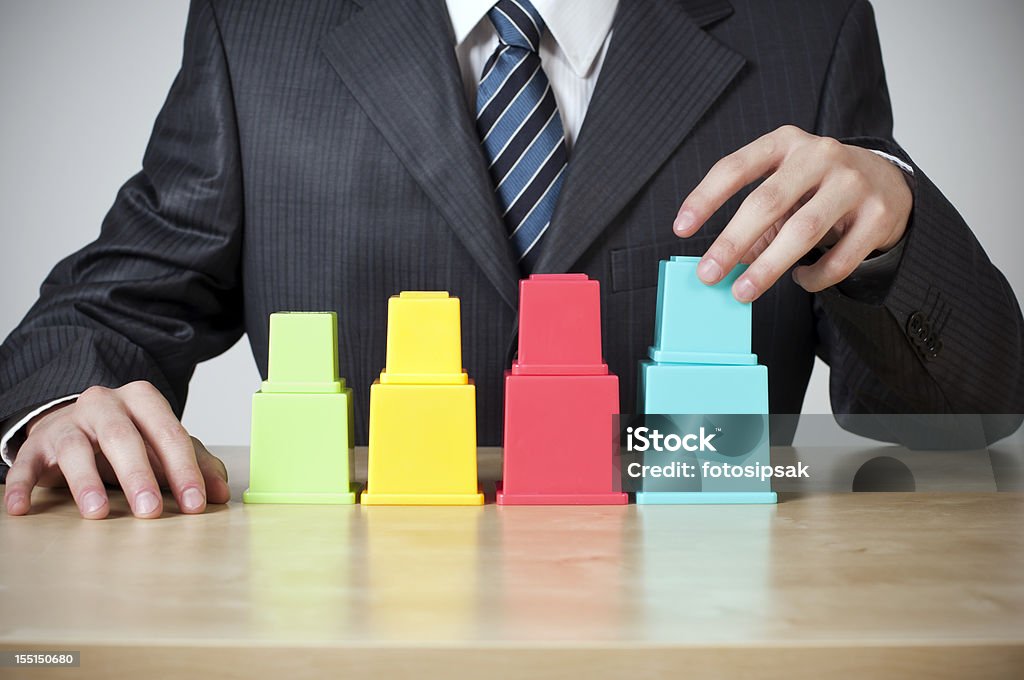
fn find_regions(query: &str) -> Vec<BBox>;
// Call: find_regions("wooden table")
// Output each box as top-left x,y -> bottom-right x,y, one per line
1,446 -> 1022,679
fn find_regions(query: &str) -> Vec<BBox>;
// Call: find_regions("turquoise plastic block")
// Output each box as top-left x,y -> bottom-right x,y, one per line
637,355 -> 774,502
638,361 -> 768,414
649,256 -> 756,365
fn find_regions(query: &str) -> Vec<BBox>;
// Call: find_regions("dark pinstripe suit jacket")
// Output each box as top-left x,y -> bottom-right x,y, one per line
2,0 -> 1022,453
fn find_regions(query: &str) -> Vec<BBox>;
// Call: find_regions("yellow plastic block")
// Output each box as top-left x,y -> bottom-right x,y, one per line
380,291 -> 468,385
362,382 -> 482,505
362,291 -> 483,506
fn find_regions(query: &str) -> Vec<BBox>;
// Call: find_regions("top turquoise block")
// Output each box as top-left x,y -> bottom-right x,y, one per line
649,256 -> 756,365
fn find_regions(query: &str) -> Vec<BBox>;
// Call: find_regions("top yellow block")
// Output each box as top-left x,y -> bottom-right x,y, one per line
380,292 -> 468,385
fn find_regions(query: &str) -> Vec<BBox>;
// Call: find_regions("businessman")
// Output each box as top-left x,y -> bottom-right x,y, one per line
2,0 -> 1022,519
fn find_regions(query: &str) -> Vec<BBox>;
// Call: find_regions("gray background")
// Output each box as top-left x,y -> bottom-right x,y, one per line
2,1 -> 1022,445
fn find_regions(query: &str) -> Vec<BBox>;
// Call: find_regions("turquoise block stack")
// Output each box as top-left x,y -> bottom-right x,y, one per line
637,256 -> 778,504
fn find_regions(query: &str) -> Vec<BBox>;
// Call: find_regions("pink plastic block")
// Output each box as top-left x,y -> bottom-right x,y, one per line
498,274 -> 627,505
513,274 -> 608,376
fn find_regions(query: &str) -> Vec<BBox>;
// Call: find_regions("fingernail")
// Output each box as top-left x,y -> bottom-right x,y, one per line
674,209 -> 695,235
135,490 -> 160,516
697,257 -> 722,283
5,493 -> 24,513
82,491 -> 106,515
182,487 -> 205,512
734,277 -> 757,302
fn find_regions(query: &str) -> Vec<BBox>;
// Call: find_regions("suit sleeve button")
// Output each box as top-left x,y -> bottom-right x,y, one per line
907,311 -> 926,335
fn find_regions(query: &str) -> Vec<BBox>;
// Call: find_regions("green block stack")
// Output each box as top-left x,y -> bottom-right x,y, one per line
244,311 -> 357,504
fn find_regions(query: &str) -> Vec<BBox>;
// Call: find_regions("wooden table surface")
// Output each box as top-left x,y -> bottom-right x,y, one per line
1,446 -> 1022,679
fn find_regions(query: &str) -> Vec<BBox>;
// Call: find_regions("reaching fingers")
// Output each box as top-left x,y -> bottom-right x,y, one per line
698,148 -> 833,287
672,126 -> 914,301
674,126 -> 804,237
732,178 -> 859,302
697,135 -> 846,284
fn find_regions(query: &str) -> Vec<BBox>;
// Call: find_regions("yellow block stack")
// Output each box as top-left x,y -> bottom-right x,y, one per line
361,292 -> 484,505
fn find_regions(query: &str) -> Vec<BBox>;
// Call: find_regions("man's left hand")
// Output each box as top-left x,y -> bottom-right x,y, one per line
673,125 -> 913,302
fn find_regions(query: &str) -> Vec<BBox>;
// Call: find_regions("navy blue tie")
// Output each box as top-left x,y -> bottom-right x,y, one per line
476,0 -> 568,272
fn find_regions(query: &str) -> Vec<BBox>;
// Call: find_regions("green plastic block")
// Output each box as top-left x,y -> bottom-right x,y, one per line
245,391 -> 356,504
244,312 -> 358,504
264,312 -> 344,393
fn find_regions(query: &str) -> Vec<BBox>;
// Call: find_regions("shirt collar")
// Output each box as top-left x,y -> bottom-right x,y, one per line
446,0 -> 618,78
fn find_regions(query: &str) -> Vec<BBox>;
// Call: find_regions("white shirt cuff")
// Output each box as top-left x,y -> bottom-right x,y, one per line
1,395 -> 80,466
868,148 -> 914,176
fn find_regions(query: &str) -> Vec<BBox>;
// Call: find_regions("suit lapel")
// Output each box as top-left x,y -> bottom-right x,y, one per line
532,0 -> 746,275
321,0 -> 520,309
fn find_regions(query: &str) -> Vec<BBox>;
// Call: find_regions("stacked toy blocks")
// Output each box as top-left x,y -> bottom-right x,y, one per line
362,292 -> 484,505
498,274 -> 627,505
244,312 -> 357,504
637,256 -> 777,504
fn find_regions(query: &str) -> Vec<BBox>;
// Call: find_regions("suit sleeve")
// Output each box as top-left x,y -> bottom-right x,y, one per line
0,0 -> 244,432
811,0 -> 1024,443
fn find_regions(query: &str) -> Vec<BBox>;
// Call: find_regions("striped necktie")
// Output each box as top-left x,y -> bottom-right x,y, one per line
476,0 -> 568,272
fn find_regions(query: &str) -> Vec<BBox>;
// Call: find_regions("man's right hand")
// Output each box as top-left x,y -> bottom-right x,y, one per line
3,381 -> 230,519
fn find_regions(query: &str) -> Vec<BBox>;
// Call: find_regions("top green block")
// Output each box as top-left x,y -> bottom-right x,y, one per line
263,312 -> 344,393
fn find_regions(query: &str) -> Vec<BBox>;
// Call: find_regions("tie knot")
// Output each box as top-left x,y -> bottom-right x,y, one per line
488,0 -> 546,52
